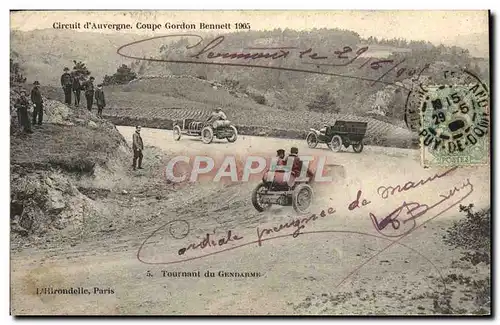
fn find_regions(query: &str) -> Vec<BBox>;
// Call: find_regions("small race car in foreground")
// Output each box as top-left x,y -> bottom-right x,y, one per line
251,166 -> 314,214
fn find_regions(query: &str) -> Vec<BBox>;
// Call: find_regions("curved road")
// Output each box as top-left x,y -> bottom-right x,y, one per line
11,126 -> 490,315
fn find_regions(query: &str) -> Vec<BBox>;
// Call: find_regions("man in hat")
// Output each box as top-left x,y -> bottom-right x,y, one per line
132,126 -> 144,170
60,67 -> 73,105
83,76 -> 95,111
276,149 -> 286,166
30,81 -> 43,125
72,71 -> 82,107
286,147 -> 314,185
14,89 -> 33,134
95,83 -> 106,118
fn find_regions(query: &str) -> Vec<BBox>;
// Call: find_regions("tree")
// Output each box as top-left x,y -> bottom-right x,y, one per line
72,60 -> 91,79
103,64 -> 137,85
10,58 -> 26,84
307,91 -> 339,113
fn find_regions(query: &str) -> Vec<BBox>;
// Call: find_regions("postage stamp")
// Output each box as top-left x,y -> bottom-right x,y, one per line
405,68 -> 490,167
419,82 -> 490,167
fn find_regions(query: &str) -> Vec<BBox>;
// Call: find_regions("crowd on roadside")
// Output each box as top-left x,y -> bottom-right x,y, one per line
13,66 -> 107,134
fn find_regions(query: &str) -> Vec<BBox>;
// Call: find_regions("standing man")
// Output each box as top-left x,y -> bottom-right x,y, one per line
72,72 -> 82,107
132,126 -> 144,170
60,67 -> 73,106
14,89 -> 33,134
83,76 -> 95,111
95,83 -> 106,118
30,81 -> 43,125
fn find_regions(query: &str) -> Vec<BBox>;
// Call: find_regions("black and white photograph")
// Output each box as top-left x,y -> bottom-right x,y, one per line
9,10 -> 491,316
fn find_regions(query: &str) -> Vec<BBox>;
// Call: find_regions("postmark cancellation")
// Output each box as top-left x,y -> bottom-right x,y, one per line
418,73 -> 490,167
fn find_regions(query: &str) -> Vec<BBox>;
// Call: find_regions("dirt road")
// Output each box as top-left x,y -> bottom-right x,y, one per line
11,126 -> 490,315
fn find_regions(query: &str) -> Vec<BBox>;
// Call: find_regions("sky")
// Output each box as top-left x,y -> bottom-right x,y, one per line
10,10 -> 489,45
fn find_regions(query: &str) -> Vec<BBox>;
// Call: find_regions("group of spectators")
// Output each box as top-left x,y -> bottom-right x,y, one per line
13,66 -> 107,134
60,67 -> 106,117
13,81 -> 43,134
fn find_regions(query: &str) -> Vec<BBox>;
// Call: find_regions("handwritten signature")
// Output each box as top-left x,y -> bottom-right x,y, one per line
370,178 -> 473,238
334,177 -> 474,290
117,34 -> 430,89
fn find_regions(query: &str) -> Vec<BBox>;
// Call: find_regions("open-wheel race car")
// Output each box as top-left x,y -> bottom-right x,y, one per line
306,120 -> 368,153
172,118 -> 238,144
251,166 -> 314,214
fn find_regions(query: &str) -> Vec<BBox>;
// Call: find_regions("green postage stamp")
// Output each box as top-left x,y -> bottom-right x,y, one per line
419,79 -> 490,167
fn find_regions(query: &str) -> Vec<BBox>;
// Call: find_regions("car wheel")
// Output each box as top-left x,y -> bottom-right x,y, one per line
226,125 -> 238,143
201,126 -> 214,144
252,182 -> 272,212
330,135 -> 342,152
352,141 -> 364,153
306,132 -> 318,148
292,183 -> 313,214
173,125 -> 181,141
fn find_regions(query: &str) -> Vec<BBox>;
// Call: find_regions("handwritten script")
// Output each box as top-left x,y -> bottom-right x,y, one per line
117,34 -> 430,89
137,166 -> 474,292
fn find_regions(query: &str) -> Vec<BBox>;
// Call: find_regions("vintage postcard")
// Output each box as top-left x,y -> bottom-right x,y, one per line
10,10 -> 491,315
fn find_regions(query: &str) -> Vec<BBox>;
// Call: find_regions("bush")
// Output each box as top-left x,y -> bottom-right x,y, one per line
253,94 -> 266,105
444,204 -> 490,265
307,91 -> 339,113
10,57 -> 26,84
103,64 -> 137,86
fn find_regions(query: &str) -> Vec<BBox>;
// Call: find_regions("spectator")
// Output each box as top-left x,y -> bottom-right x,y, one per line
14,89 -> 33,134
30,81 -> 43,125
60,67 -> 73,106
132,126 -> 144,170
83,76 -> 95,111
95,83 -> 106,118
72,72 -> 82,107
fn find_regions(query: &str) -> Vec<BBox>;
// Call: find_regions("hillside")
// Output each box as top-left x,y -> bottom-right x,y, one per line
11,27 -> 489,150
40,76 -> 417,148
11,28 -> 488,119
10,29 -> 146,85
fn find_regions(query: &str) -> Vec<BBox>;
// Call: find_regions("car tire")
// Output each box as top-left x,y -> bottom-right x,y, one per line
352,141 -> 364,153
201,126 -> 214,144
306,132 -> 318,148
173,125 -> 181,141
226,125 -> 238,143
330,135 -> 342,152
252,182 -> 272,212
292,183 -> 313,214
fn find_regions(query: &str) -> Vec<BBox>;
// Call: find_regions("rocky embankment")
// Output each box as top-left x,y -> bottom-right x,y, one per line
10,86 -> 131,241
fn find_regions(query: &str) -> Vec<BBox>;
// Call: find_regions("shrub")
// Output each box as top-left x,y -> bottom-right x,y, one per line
444,204 -> 490,265
10,57 -> 26,84
307,91 -> 339,113
103,64 -> 137,86
253,94 -> 266,105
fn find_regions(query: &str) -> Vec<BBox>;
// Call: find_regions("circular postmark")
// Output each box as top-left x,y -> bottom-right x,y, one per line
404,68 -> 489,165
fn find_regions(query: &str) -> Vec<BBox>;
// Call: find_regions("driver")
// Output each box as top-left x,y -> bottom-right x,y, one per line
286,147 -> 314,185
207,107 -> 228,128
276,149 -> 286,166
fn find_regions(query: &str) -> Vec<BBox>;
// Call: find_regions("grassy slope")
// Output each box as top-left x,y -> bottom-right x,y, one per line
11,107 -> 126,174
